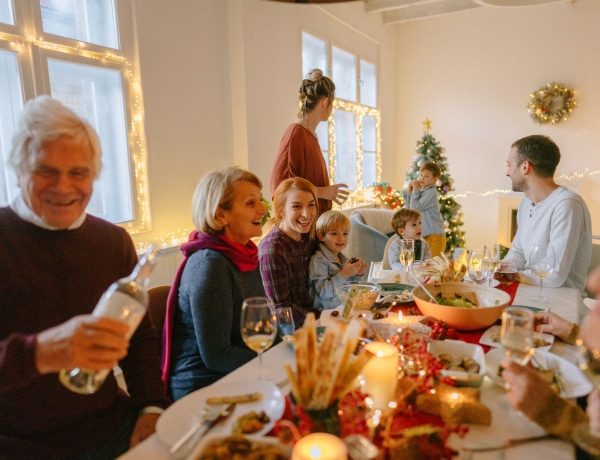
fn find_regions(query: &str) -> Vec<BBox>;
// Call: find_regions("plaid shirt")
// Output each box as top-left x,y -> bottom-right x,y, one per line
258,226 -> 318,326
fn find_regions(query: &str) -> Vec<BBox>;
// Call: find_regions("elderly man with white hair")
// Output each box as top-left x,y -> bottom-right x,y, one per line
0,96 -> 169,459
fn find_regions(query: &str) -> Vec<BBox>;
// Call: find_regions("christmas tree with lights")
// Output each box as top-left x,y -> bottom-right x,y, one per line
405,119 -> 466,255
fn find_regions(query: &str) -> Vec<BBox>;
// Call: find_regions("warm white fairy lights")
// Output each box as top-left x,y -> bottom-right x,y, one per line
4,33 -> 151,236
329,100 -> 381,190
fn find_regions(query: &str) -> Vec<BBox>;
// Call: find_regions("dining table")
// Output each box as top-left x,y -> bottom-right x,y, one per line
118,281 -> 585,460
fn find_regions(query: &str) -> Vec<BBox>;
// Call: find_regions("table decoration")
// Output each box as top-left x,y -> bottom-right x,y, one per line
291,432 -> 348,460
360,342 -> 399,411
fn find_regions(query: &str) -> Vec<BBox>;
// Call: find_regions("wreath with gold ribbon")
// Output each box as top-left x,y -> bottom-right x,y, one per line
527,83 -> 576,125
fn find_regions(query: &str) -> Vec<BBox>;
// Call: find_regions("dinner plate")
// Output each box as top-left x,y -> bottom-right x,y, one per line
188,434 -> 292,460
463,276 -> 500,288
156,379 -> 285,447
320,306 -> 394,327
485,348 -> 593,398
480,325 -> 554,351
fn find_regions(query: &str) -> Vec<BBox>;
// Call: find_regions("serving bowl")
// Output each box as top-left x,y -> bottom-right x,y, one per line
412,282 -> 510,331
428,339 -> 486,387
336,282 -> 381,310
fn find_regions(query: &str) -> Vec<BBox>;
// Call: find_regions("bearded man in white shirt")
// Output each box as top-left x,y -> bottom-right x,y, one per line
503,134 -> 592,301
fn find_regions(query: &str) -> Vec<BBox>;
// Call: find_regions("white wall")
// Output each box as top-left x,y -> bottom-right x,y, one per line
130,0 -> 599,257
130,0 -> 398,250
394,0 -> 600,249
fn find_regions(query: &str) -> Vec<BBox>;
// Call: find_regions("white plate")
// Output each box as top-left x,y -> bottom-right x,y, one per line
485,347 -> 593,399
480,325 -> 554,351
156,379 -> 285,446
187,434 -> 292,460
463,276 -> 500,288
428,340 -> 486,386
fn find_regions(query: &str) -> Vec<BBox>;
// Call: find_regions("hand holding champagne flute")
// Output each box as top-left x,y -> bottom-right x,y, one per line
241,297 -> 278,380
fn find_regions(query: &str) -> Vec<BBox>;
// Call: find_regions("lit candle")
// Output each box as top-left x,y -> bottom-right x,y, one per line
361,342 -> 399,411
291,433 -> 348,460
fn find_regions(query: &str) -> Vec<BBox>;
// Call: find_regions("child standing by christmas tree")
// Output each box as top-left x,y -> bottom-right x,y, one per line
404,162 -> 446,257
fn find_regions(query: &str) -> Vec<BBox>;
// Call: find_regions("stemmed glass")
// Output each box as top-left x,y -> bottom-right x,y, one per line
572,339 -> 600,456
400,239 -> 415,283
486,244 -> 501,287
467,249 -> 492,285
500,306 -> 535,366
240,297 -> 278,380
529,244 -> 555,303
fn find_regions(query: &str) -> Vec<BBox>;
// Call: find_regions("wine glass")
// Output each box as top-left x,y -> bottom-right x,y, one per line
400,239 -> 415,283
241,297 -> 278,380
467,249 -> 491,285
529,244 -> 555,304
499,306 -> 535,414
276,306 -> 295,344
572,339 -> 600,456
486,244 -> 501,287
500,306 -> 535,366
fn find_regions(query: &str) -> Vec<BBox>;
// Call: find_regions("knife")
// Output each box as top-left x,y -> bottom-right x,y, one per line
461,434 -> 558,452
206,392 -> 262,405
169,403 -> 236,458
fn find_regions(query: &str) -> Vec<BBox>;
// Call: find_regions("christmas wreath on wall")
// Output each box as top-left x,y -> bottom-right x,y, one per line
527,82 -> 576,125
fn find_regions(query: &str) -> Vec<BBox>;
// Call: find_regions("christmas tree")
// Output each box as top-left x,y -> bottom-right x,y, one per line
404,119 -> 466,255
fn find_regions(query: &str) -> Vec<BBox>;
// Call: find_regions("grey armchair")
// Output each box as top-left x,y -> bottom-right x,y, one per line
347,208 -> 396,272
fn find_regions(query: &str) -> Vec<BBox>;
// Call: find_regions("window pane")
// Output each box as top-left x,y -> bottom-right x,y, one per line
332,47 -> 356,102
360,60 -> 377,107
302,32 -> 327,78
0,0 -> 14,25
334,110 -> 357,189
41,0 -> 119,49
48,58 -> 133,223
362,115 -> 377,187
0,49 -> 23,206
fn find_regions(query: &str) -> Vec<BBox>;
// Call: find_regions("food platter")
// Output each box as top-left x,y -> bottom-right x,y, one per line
188,434 -> 292,460
156,379 -> 285,447
485,348 -> 593,399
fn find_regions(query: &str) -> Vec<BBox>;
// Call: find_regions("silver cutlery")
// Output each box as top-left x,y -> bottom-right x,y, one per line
169,402 -> 236,458
461,434 -> 557,452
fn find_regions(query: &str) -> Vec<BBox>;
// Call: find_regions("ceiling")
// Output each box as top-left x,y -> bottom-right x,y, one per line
364,0 -> 574,25
265,0 -> 575,25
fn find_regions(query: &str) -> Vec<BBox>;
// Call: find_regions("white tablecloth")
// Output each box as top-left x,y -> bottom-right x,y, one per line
119,284 -> 582,460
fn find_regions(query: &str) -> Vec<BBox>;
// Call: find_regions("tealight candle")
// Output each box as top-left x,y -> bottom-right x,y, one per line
361,342 -> 399,411
291,433 -> 348,460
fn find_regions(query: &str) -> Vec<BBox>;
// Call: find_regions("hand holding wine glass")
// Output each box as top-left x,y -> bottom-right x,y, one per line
529,244 -> 555,304
241,297 -> 278,380
500,306 -> 534,367
572,339 -> 600,456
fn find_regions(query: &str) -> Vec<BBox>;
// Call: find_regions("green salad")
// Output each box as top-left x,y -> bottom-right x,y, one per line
435,294 -> 476,308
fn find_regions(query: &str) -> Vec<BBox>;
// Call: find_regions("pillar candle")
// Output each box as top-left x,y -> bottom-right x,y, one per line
291,433 -> 348,460
361,342 -> 398,411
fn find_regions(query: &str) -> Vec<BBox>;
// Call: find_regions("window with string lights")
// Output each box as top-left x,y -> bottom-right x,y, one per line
302,31 -> 380,192
0,0 -> 150,233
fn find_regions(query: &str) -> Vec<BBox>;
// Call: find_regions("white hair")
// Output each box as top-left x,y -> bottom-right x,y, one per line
8,95 -> 102,177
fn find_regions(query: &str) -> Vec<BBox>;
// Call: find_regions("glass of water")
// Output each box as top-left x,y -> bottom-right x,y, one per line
276,307 -> 295,343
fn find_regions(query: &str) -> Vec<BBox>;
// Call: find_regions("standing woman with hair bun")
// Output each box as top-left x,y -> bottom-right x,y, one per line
270,69 -> 348,214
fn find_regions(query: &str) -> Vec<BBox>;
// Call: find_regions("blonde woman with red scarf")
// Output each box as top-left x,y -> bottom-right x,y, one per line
161,167 -> 267,400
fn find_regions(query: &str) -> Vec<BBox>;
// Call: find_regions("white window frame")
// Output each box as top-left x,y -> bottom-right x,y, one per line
0,0 -> 150,234
302,30 -> 381,192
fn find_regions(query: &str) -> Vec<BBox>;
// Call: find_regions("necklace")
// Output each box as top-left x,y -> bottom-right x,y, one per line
299,120 -> 318,141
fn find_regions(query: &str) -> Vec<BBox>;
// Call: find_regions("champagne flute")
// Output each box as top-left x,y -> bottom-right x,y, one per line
467,249 -> 491,285
500,306 -> 535,366
486,244 -> 501,287
241,297 -> 278,380
572,339 -> 600,456
400,239 -> 415,283
529,244 -> 555,304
